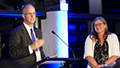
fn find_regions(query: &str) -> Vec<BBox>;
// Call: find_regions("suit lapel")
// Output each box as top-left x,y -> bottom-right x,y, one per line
21,24 -> 32,44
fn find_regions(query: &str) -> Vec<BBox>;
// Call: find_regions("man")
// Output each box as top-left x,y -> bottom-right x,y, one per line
9,4 -> 45,67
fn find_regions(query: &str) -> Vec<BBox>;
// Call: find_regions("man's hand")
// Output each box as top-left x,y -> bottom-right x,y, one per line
30,38 -> 45,50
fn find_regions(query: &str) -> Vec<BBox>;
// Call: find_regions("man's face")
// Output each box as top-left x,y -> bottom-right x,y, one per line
22,6 -> 36,27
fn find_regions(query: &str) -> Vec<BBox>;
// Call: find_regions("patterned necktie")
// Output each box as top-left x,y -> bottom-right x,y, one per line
30,28 -> 38,51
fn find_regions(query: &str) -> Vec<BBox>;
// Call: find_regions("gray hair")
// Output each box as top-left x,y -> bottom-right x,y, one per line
22,4 -> 35,14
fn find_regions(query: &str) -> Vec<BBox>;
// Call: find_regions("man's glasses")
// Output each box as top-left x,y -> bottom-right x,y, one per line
24,12 -> 37,16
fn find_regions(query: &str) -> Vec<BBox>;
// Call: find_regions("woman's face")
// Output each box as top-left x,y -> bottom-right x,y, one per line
94,19 -> 107,34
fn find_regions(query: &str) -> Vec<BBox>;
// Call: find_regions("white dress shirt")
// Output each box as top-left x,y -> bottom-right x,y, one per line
23,22 -> 41,62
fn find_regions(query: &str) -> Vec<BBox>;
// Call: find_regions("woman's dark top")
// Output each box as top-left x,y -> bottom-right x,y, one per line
94,39 -> 109,64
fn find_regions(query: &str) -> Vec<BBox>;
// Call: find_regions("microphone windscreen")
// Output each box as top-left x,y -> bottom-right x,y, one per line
51,31 -> 56,34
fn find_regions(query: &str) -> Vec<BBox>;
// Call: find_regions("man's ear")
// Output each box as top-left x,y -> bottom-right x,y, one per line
22,14 -> 25,19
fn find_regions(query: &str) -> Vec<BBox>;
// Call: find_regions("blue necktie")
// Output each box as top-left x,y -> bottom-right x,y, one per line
30,28 -> 38,51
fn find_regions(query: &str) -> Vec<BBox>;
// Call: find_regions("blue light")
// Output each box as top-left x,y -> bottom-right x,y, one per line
79,24 -> 88,32
69,36 -> 77,42
68,24 -> 76,30
0,11 -> 43,18
56,11 -> 68,58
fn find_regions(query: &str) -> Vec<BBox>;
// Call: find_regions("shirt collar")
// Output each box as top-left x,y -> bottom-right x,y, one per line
23,22 -> 33,30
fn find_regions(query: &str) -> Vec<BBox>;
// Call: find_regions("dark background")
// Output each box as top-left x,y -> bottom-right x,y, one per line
0,0 -> 120,68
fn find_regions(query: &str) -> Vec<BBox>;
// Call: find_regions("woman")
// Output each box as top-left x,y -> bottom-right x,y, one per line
83,16 -> 120,68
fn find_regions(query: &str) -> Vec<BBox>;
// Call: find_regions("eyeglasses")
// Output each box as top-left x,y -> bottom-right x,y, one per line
94,23 -> 103,27
24,12 -> 37,16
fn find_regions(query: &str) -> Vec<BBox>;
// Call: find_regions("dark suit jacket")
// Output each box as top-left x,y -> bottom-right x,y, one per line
9,24 -> 45,67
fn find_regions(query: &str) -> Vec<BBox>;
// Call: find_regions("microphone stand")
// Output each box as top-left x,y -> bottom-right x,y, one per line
51,31 -> 76,58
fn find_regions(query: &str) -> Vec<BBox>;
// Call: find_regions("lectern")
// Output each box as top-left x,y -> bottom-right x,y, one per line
34,58 -> 81,68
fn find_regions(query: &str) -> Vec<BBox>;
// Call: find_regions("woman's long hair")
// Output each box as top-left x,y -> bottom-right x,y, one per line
90,16 -> 111,41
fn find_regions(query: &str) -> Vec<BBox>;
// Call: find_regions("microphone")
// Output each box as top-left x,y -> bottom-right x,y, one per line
51,31 -> 76,58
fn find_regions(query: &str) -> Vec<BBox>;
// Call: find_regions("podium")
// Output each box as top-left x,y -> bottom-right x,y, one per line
34,58 -> 81,68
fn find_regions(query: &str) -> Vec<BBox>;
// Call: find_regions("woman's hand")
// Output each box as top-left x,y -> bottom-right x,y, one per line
94,64 -> 104,68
